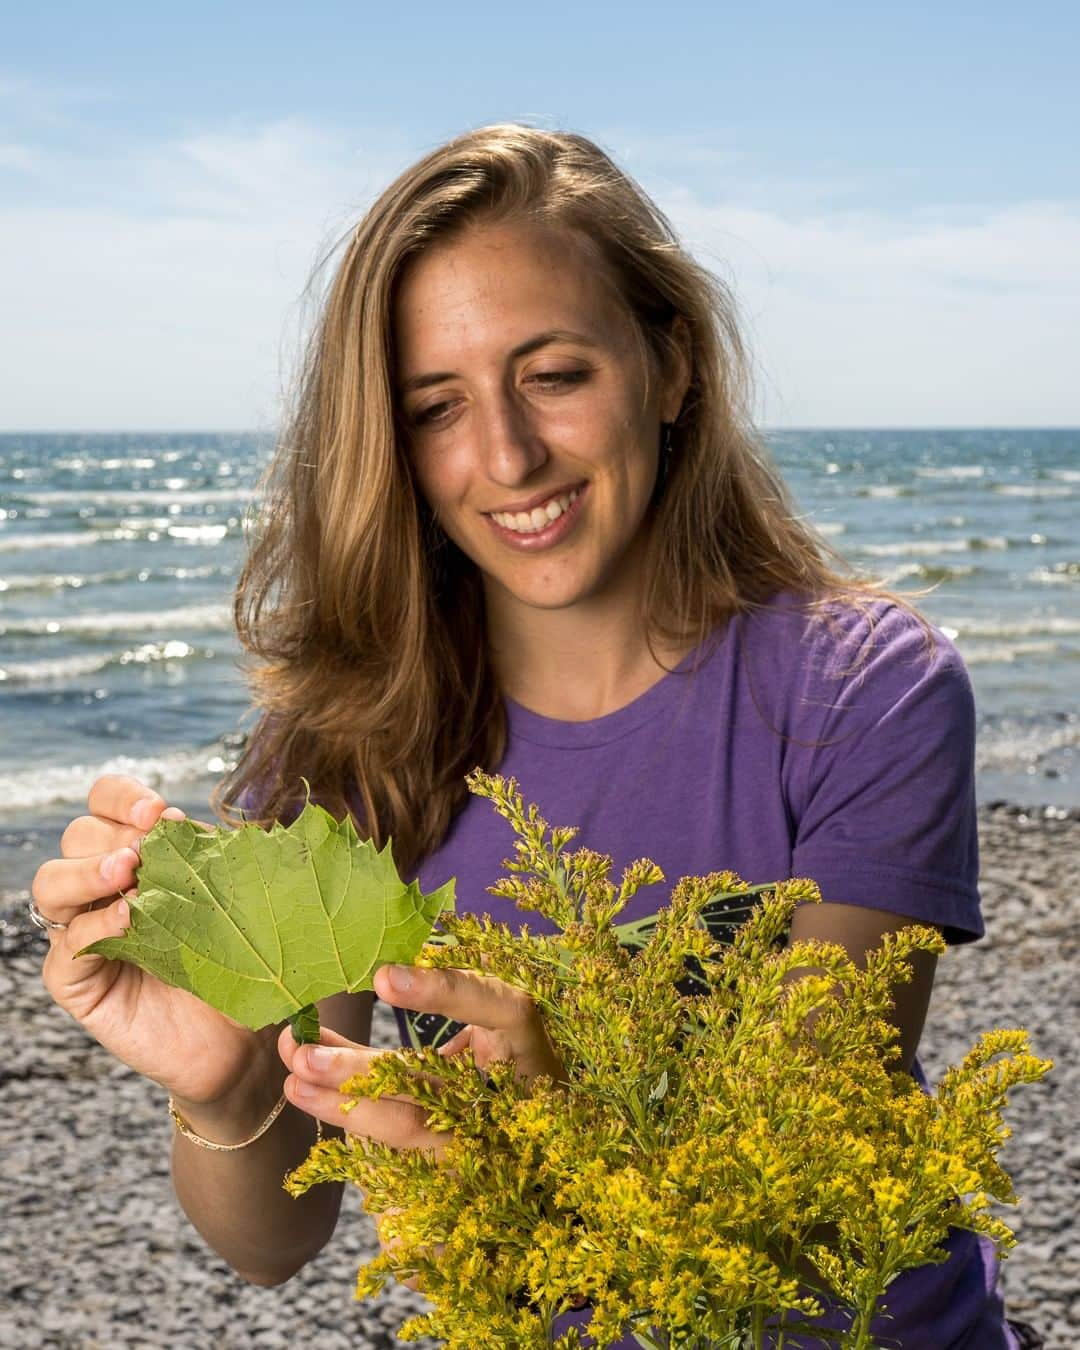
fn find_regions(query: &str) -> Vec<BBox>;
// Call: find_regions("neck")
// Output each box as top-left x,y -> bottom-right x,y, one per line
484,552 -> 694,723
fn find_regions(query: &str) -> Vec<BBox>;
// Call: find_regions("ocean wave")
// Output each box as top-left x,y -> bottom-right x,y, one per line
914,465 -> 986,479
0,562 -> 232,594
13,488 -> 253,507
976,719 -> 1080,773
0,521 -> 236,552
877,562 -> 978,586
0,530 -> 106,552
0,603 -> 233,638
0,640 -> 212,684
855,485 -> 915,498
1048,468 -> 1080,483
992,484 -> 1075,498
0,567 -> 134,593
944,615 -> 1080,639
52,457 -> 157,471
1028,562 -> 1080,585
963,639 -> 1068,665
0,742 -> 240,812
856,536 -> 1009,558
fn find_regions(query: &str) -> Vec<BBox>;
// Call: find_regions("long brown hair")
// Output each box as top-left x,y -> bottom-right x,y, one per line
212,122 -> 926,868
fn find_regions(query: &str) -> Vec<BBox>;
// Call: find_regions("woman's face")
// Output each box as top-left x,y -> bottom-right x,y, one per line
393,218 -> 688,616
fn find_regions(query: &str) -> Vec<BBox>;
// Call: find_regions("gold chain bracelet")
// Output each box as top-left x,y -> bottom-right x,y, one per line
168,1092 -> 323,1151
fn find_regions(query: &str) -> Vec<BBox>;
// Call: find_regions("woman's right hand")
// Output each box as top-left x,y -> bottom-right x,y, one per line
36,774 -> 280,1119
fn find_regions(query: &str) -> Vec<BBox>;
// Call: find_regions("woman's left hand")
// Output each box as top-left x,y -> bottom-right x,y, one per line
278,961 -> 566,1151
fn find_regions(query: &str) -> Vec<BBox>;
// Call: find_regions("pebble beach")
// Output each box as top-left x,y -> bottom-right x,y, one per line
1,803 -> 1076,1350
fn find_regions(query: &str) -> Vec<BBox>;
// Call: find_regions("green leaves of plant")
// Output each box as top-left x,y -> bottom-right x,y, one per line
77,803 -> 454,1034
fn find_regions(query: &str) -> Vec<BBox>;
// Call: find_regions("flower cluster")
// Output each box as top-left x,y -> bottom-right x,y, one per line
284,772 -> 1051,1350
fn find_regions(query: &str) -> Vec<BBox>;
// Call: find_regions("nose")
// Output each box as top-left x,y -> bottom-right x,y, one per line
475,387 -> 548,486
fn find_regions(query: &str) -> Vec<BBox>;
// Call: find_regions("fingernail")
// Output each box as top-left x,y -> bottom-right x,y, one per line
100,851 -> 120,882
305,1047 -> 333,1070
384,964 -> 414,993
291,1077 -> 317,1099
161,807 -> 186,822
117,898 -> 130,924
132,795 -> 160,825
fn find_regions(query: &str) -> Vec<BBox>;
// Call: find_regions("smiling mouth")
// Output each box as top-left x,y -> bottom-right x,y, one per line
487,485 -> 584,535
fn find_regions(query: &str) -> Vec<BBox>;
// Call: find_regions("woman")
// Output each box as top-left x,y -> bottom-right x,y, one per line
34,124 -> 1038,1348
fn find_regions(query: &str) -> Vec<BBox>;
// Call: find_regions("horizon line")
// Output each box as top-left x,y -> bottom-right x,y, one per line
1,424 -> 1078,437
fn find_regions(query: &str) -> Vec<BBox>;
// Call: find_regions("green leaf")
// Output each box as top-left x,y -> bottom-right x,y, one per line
289,1003 -> 322,1045
77,802 -> 455,1032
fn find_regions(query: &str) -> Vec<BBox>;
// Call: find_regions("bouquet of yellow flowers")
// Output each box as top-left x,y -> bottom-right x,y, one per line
285,772 -> 1050,1350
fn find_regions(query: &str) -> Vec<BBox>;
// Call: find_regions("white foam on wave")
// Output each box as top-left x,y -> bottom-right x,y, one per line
963,639 -> 1065,665
16,488 -> 252,506
878,562 -> 977,586
915,465 -> 986,479
0,603 -> 233,638
857,537 -> 1008,558
1029,563 -> 1080,585
0,530 -> 102,552
1049,468 -> 1080,483
0,520 -> 237,552
52,457 -> 157,471
0,639 -> 208,684
0,651 -> 114,682
946,615 -> 1080,639
0,562 -> 231,593
0,567 -> 132,593
0,743 -> 238,812
992,484 -> 1075,498
976,720 -> 1080,772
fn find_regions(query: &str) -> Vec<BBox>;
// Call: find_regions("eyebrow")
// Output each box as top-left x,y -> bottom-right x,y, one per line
397,329 -> 601,394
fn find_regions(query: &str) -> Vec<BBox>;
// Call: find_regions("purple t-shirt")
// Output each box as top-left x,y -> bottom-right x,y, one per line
398,592 -> 1016,1350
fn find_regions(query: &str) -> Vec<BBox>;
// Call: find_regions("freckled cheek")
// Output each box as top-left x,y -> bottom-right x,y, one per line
412,447 -> 475,514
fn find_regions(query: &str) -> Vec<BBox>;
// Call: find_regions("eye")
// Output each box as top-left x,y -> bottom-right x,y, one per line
410,370 -> 590,427
527,369 -> 590,390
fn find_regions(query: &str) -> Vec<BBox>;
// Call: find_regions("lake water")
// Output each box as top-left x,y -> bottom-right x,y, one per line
1,428 -> 1076,901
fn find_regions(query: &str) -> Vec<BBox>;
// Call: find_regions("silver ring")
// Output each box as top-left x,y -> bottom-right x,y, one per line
28,898 -> 69,932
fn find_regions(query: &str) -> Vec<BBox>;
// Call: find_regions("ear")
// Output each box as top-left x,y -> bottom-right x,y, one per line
660,315 -> 693,424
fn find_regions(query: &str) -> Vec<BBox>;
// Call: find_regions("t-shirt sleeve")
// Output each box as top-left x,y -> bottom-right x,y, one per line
788,603 -> 982,944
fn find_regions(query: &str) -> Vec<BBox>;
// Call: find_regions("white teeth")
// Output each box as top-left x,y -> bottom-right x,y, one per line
491,487 -> 580,534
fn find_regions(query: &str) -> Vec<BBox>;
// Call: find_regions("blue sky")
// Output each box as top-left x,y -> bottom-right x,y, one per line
2,1 -> 1077,428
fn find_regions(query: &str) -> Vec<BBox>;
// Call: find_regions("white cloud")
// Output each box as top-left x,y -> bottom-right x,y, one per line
0,120 -> 406,429
660,196 -> 1080,425
0,115 -> 1077,428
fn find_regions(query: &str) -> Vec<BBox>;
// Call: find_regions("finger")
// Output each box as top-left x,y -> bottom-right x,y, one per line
278,1027 -> 453,1151
278,1026 -> 444,1102
436,1024 -> 474,1057
375,964 -> 534,1033
31,847 -> 140,925
374,964 -> 563,1082
41,893 -> 132,1002
276,1023 -> 381,1076
60,806 -> 186,859
284,1074 -> 448,1153
85,776 -> 170,832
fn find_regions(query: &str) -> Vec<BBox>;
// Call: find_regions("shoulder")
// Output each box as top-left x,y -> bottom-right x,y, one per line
733,588 -> 972,733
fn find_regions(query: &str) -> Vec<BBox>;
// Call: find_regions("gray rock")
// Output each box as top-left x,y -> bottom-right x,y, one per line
2,805 -> 1076,1349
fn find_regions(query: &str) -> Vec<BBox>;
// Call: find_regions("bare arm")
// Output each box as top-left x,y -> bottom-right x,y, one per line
785,900 -> 939,1073
780,900 -> 939,1292
171,988 -> 374,1286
